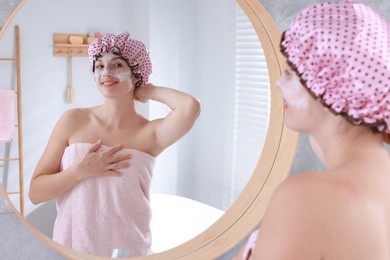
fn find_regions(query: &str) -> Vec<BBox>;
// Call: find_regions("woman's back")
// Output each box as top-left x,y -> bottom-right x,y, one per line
253,144 -> 390,260
320,150 -> 390,259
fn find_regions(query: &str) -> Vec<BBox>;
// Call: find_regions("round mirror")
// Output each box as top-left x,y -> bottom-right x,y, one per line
0,0 -> 298,259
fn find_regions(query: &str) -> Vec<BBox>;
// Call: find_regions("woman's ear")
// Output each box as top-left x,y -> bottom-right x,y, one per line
131,74 -> 137,84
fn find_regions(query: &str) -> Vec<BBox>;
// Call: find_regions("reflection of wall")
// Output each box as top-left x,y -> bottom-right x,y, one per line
148,0 -> 197,197
190,0 -> 233,208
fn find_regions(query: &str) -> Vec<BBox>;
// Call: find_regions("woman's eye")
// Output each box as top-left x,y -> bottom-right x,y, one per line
114,63 -> 123,68
95,64 -> 103,69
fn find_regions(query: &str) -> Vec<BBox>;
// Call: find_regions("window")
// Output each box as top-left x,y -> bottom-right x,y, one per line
222,2 -> 271,210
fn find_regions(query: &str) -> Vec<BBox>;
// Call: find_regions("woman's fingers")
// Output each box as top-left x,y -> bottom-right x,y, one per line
88,139 -> 102,153
108,171 -> 123,177
88,142 -> 125,156
108,153 -> 132,164
101,144 -> 132,164
80,142 -> 134,178
106,161 -> 131,171
102,144 -> 124,156
103,161 -> 131,177
89,142 -> 132,162
101,145 -> 132,176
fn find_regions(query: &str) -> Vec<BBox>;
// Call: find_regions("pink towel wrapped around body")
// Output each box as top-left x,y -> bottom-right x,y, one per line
242,228 -> 260,260
52,142 -> 155,257
0,89 -> 15,142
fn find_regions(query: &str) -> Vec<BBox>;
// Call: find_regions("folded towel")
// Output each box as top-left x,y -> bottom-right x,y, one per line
0,89 -> 15,142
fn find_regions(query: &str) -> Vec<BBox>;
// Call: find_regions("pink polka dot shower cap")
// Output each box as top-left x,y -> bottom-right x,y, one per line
280,0 -> 390,135
88,32 -> 152,87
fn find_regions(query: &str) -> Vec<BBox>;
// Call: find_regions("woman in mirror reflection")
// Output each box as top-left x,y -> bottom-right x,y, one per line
237,0 -> 390,259
28,31 -> 200,257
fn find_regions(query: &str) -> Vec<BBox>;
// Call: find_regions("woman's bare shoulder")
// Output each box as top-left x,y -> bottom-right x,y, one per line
273,171 -> 325,195
252,172 -> 359,258
52,108 -> 95,135
263,170 -> 383,240
261,170 -> 368,240
61,107 -> 92,118
250,173 -> 329,258
272,171 -> 358,210
269,172 -> 329,212
58,107 -> 95,124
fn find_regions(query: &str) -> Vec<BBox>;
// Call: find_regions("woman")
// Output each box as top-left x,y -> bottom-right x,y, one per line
237,1 -> 390,259
29,32 -> 200,257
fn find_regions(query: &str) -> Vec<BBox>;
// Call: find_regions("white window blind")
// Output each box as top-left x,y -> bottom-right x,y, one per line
222,2 -> 271,210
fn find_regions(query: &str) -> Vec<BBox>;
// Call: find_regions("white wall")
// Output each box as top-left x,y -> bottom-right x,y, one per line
0,0 -> 235,226
148,0 -> 197,196
192,0 -> 232,208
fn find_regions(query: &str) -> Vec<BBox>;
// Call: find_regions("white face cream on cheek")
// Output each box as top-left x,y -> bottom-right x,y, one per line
115,71 -> 132,81
280,73 -> 311,109
94,70 -> 132,84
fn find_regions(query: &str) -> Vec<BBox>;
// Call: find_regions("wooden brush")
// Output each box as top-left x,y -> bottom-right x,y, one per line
67,55 -> 75,103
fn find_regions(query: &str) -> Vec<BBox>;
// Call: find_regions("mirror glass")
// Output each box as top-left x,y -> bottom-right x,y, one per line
0,0 -> 270,257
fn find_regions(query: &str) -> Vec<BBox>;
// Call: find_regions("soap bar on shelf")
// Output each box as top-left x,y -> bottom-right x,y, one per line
68,35 -> 84,45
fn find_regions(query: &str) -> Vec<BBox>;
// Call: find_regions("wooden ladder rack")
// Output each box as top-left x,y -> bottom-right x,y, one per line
0,25 -> 24,216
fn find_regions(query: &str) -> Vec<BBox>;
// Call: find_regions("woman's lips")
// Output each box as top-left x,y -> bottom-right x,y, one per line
100,81 -> 118,87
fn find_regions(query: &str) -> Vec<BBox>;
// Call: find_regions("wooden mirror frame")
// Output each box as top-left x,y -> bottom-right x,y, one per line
0,0 -> 298,259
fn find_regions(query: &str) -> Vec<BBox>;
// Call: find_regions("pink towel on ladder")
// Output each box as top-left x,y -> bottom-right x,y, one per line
52,143 -> 155,257
0,89 -> 15,142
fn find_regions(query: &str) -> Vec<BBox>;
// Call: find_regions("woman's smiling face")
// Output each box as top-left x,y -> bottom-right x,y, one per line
93,52 -> 135,97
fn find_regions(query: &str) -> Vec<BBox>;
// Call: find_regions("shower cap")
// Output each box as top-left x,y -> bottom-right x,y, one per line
88,32 -> 152,87
280,0 -> 390,135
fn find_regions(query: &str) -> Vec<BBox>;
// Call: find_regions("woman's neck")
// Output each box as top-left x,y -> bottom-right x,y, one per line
97,97 -> 140,128
312,124 -> 386,170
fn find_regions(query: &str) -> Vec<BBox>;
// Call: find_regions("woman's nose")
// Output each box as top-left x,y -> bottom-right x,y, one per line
276,76 -> 284,89
103,68 -> 113,76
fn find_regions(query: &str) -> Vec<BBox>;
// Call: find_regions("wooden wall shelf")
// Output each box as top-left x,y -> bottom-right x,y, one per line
53,33 -> 96,57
